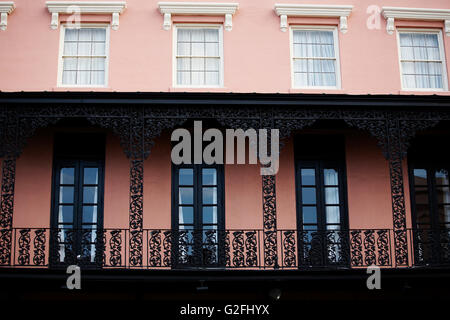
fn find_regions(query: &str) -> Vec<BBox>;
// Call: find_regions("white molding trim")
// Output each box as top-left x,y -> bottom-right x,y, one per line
0,1 -> 15,31
381,7 -> 450,36
158,2 -> 239,31
45,1 -> 127,30
274,4 -> 353,33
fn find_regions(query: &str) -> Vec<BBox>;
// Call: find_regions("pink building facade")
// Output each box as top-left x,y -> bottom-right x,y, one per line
1,0 -> 450,305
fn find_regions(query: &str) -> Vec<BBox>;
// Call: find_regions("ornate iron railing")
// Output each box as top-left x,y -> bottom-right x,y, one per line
1,228 -> 449,269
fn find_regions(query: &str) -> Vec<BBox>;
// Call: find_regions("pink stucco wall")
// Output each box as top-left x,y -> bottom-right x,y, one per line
1,0 -> 450,94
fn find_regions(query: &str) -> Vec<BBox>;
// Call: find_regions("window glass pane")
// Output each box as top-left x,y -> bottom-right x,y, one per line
301,169 -> 315,185
78,42 -> 92,56
65,28 -> 78,41
91,71 -> 105,85
203,206 -> 217,224
205,58 -> 219,71
436,170 -> 449,185
84,168 -> 98,185
92,42 -> 106,55
178,29 -> 190,41
177,58 -> 190,71
92,29 -> 106,41
179,187 -> 194,205
414,187 -> 429,204
179,206 -> 194,224
326,206 -> 340,224
63,58 -> 77,71
58,205 -> 73,223
177,42 -> 191,56
191,72 -> 205,85
302,187 -> 316,204
205,43 -> 219,56
59,186 -> 74,203
191,58 -> 205,71
179,168 -> 193,185
416,204 -> 431,224
77,58 -> 90,71
60,168 -> 75,184
192,43 -> 205,56
203,187 -> 217,205
438,205 -> 450,223
202,168 -> 217,185
79,28 -> 92,41
62,71 -> 77,85
64,42 -> 78,56
191,29 -> 204,42
77,71 -> 90,85
414,169 -> 427,185
82,205 -> 98,223
91,58 -> 105,71
205,72 -> 219,85
205,29 -> 218,42
324,169 -> 338,185
436,187 -> 450,204
325,187 -> 339,204
83,186 -> 98,203
302,206 -> 317,224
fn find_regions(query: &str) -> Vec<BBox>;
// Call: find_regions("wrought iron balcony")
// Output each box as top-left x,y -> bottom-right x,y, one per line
0,228 -> 449,270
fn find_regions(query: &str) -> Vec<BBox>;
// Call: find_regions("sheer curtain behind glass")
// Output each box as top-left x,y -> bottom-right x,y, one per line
292,30 -> 337,87
399,32 -> 445,90
62,28 -> 107,86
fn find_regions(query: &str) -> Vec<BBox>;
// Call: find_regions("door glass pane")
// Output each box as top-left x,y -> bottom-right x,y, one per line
58,205 -> 73,223
438,205 -> 450,224
301,169 -> 315,185
82,205 -> 98,224
416,204 -> 431,224
60,187 -> 74,203
84,168 -> 98,184
324,169 -> 338,185
302,206 -> 317,224
436,170 -> 449,185
179,206 -> 194,224
179,187 -> 194,204
60,168 -> 75,184
326,206 -> 340,224
414,169 -> 428,185
179,168 -> 193,185
414,187 -> 429,204
302,188 -> 316,204
436,187 -> 450,204
203,206 -> 217,224
83,186 -> 98,203
202,168 -> 217,185
203,187 -> 217,204
325,187 -> 339,204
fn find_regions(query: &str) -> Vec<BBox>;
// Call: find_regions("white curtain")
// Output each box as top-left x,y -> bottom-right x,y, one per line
293,30 -> 336,87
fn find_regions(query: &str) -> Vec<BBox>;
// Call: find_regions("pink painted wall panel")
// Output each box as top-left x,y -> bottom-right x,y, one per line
1,0 -> 450,94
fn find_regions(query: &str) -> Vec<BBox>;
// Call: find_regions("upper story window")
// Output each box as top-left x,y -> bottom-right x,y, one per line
58,25 -> 109,87
398,30 -> 448,91
291,28 -> 340,89
174,25 -> 223,88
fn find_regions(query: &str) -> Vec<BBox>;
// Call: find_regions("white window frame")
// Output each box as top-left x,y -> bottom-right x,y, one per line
396,28 -> 448,92
289,26 -> 342,90
57,23 -> 111,88
172,24 -> 224,88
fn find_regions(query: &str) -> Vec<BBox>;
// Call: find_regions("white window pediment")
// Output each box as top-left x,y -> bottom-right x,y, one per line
0,1 -> 15,31
274,4 -> 353,33
45,1 -> 127,30
158,2 -> 239,31
382,7 -> 450,36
